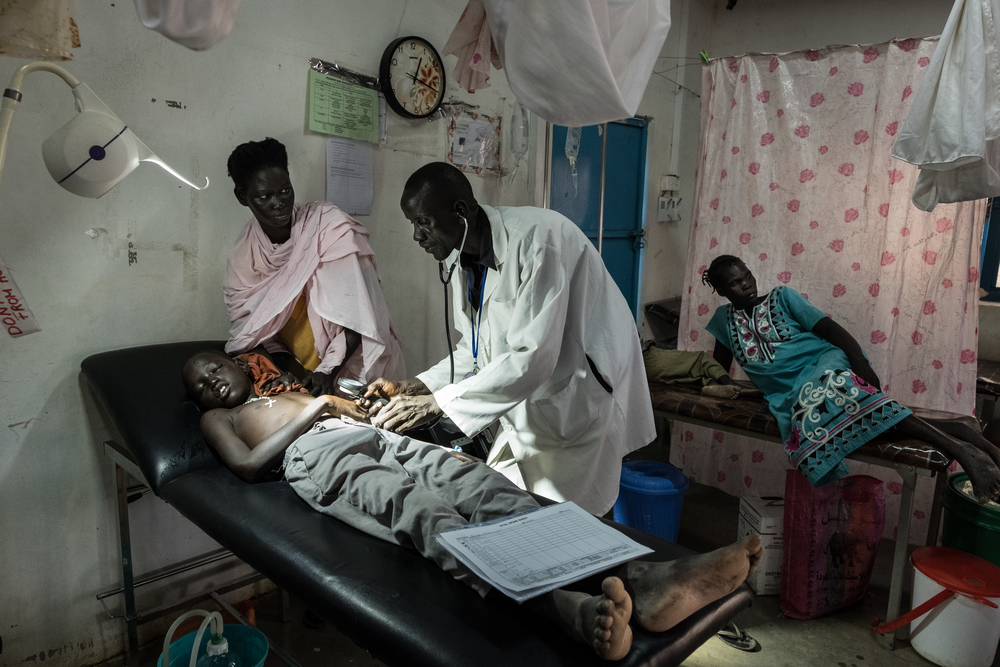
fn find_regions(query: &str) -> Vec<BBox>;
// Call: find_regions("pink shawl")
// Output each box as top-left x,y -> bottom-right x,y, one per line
224,201 -> 405,382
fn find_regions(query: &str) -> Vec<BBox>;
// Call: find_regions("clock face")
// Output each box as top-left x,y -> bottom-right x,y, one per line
380,37 -> 445,119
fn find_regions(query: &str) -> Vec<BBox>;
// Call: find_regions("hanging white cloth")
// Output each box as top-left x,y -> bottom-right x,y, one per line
132,0 -> 241,51
450,0 -> 671,126
442,0 -> 501,93
891,0 -> 1000,211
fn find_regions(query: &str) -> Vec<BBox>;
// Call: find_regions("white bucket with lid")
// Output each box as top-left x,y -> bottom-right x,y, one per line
908,547 -> 1000,667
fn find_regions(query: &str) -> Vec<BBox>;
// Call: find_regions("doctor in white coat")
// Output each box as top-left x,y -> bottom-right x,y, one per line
368,162 -> 654,516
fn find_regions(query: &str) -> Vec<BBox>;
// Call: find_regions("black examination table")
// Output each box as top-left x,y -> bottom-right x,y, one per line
81,341 -> 752,667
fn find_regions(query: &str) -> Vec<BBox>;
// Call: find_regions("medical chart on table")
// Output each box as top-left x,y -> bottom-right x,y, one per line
437,502 -> 652,602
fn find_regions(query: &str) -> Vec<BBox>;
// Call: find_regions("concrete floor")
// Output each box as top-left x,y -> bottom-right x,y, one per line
124,439 -> 998,667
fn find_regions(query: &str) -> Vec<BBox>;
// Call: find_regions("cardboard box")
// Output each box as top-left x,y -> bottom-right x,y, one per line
737,496 -> 784,595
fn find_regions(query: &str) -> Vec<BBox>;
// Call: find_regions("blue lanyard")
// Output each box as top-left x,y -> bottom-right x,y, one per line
467,267 -> 488,377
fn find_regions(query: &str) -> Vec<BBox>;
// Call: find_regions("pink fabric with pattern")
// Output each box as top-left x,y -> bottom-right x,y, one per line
673,38 -> 987,543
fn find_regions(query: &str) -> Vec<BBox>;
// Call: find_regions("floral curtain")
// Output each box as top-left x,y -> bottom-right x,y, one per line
673,37 -> 987,542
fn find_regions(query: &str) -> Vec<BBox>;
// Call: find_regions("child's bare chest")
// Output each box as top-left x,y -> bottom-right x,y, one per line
232,394 -> 317,448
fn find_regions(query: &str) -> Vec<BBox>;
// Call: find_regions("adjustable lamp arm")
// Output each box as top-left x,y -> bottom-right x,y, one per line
0,61 -> 207,198
0,62 -> 80,186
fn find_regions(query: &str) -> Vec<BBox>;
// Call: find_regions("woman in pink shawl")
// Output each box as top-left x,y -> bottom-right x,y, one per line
223,138 -> 405,396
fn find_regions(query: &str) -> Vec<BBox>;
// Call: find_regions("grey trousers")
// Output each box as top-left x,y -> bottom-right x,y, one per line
283,419 -> 540,595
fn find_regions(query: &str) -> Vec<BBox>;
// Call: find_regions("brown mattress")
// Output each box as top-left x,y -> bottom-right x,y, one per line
649,382 -> 956,472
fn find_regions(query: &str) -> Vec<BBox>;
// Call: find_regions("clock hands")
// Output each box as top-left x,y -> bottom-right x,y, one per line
408,56 -> 440,94
409,72 -> 439,94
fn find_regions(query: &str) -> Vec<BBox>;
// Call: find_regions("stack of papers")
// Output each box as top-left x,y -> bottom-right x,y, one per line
436,502 -> 653,602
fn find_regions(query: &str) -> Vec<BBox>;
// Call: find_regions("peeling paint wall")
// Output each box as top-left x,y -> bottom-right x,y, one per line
0,1 -> 535,665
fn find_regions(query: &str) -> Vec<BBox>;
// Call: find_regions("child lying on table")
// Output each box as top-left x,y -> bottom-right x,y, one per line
181,349 -> 762,661
702,254 -> 1000,503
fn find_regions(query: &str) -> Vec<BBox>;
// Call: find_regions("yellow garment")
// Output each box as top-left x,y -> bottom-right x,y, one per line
277,293 -> 322,372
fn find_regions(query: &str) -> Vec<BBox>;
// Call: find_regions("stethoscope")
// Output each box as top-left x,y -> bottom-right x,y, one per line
437,214 -> 469,286
438,215 -> 470,383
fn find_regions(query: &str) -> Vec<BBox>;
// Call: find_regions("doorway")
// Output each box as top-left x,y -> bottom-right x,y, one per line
548,118 -> 650,319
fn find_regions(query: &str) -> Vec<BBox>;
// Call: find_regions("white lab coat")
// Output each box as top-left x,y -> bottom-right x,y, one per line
417,205 -> 655,515
891,0 -> 1000,211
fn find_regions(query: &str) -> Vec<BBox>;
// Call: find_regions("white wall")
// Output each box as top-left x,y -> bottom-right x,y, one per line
0,2 -> 534,665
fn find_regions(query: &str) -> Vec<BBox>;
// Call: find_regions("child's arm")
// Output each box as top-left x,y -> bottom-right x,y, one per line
201,395 -> 349,483
812,317 -> 882,390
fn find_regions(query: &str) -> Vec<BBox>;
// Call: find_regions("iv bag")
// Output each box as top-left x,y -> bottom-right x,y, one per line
510,100 -> 530,160
565,126 -> 582,163
565,126 -> 582,197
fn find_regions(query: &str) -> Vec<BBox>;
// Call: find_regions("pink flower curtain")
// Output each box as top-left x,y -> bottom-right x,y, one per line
673,38 -> 987,542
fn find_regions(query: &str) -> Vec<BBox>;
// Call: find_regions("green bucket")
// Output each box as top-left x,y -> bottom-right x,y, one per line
157,624 -> 268,667
941,472 -> 1000,568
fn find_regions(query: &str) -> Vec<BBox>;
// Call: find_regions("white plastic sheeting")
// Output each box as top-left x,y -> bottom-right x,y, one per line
132,0 -> 241,51
891,0 -> 1000,211
446,0 -> 671,126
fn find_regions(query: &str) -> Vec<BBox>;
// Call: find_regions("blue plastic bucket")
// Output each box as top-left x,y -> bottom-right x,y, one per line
613,461 -> 690,542
157,624 -> 268,667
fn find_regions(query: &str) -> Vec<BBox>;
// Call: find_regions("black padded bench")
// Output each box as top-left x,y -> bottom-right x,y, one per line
82,341 -> 753,667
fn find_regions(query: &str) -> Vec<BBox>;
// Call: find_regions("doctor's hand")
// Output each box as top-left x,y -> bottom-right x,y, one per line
362,377 -> 431,407
304,371 -> 338,397
369,394 -> 442,433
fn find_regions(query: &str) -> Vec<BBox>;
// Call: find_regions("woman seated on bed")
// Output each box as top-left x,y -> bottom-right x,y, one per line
701,254 -> 1000,503
223,138 -> 405,397
181,349 -> 762,661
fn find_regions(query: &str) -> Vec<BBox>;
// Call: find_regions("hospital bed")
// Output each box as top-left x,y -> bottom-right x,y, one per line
81,341 -> 753,667
647,380 -> 967,650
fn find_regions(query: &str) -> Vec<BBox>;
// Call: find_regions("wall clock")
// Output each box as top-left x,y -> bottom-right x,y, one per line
379,36 -> 446,119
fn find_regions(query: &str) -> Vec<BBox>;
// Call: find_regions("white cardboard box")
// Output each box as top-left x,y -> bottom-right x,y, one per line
737,496 -> 784,595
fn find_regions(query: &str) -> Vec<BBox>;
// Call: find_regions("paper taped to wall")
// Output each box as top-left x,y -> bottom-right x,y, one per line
0,254 -> 41,338
326,138 -> 374,216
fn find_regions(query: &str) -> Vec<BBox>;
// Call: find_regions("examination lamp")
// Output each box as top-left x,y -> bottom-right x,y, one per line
0,62 -> 208,198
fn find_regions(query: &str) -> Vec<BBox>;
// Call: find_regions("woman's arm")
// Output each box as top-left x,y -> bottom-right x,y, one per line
305,328 -> 363,397
712,339 -> 734,374
812,317 -> 882,389
268,350 -> 310,382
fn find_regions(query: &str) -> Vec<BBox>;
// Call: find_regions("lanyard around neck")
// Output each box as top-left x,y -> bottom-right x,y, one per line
467,267 -> 488,377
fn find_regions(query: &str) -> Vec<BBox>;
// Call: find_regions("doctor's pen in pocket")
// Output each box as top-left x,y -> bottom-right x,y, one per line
338,378 -> 496,460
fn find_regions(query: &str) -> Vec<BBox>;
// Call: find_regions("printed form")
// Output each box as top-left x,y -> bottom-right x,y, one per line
437,502 -> 652,602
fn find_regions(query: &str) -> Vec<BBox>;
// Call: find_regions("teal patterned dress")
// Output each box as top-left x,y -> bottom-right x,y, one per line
706,286 -> 911,486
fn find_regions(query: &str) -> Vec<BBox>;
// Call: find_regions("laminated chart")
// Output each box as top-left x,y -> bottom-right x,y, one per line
308,69 -> 378,143
437,502 -> 652,602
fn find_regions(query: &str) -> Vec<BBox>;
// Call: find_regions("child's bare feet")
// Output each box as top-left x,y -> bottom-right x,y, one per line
545,577 -> 633,660
702,384 -> 742,400
626,536 -> 761,633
